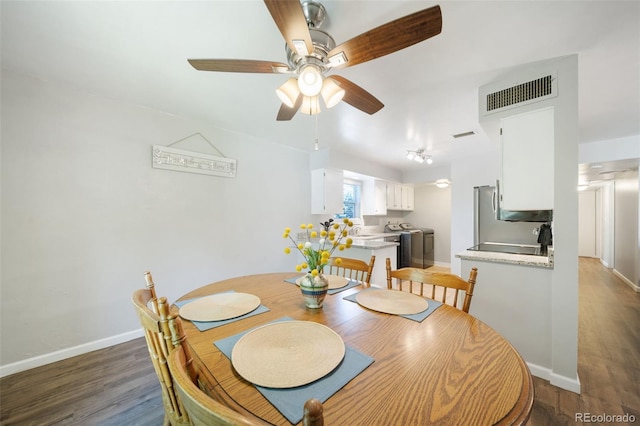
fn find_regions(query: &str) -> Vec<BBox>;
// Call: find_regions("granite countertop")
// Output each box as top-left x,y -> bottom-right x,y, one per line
456,247 -> 554,269
294,239 -> 398,250
348,239 -> 399,249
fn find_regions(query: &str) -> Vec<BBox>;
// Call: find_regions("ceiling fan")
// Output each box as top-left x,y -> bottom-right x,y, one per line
188,1 -> 442,121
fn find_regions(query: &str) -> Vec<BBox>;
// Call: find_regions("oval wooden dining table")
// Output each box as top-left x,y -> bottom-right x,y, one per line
173,272 -> 533,425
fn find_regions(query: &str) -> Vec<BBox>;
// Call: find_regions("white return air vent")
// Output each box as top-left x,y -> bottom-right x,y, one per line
480,72 -> 557,116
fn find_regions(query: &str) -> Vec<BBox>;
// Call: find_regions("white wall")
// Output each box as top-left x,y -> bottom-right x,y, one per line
578,191 -> 597,257
613,170 -> 640,290
404,184 -> 452,266
599,181 -> 615,268
0,71 -> 314,373
456,55 -> 580,392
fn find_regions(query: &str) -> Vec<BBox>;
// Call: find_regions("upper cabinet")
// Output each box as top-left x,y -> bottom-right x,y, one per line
311,168 -> 344,215
386,183 -> 414,211
386,183 -> 401,210
362,179 -> 387,215
401,185 -> 415,211
500,107 -> 554,210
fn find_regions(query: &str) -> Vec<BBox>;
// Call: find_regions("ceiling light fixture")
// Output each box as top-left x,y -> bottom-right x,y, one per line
276,75 -> 344,116
320,77 -> 345,108
435,179 -> 450,188
406,149 -> 432,164
276,78 -> 300,108
300,95 -> 321,115
298,64 -> 323,96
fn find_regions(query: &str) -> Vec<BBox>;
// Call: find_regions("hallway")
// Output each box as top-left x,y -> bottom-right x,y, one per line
529,257 -> 640,424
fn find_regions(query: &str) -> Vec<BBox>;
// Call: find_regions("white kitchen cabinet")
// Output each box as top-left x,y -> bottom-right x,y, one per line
500,106 -> 554,210
386,182 -> 414,211
362,179 -> 387,215
401,185 -> 414,211
386,183 -> 401,210
311,168 -> 344,215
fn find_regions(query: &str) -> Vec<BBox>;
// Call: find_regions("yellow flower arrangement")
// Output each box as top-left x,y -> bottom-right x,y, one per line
283,218 -> 354,276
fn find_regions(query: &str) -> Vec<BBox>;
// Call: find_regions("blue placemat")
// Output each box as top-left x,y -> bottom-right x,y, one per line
214,317 -> 374,424
175,291 -> 269,331
284,276 -> 361,294
343,289 -> 443,322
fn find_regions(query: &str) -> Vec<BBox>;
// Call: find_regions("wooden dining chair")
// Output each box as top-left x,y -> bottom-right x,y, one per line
166,316 -> 325,426
132,271 -> 188,425
385,258 -> 478,313
326,255 -> 375,286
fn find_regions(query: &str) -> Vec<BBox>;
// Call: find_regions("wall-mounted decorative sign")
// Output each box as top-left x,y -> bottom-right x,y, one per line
152,133 -> 236,178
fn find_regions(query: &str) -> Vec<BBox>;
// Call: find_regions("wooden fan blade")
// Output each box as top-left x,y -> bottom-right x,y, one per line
327,5 -> 442,69
264,0 -> 313,56
188,59 -> 290,74
276,94 -> 303,121
330,75 -> 384,115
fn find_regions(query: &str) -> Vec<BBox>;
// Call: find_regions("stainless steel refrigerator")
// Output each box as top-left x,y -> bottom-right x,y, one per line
474,185 -> 545,246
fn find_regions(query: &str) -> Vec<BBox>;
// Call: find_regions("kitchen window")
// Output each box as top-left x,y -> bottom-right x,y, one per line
341,180 -> 361,219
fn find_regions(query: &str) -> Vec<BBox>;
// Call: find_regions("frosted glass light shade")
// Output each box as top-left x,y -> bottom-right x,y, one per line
276,78 -> 300,108
435,179 -> 450,188
300,96 -> 321,115
298,65 -> 323,96
321,77 -> 345,108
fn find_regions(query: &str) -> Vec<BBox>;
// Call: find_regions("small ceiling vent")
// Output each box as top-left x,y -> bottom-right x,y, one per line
452,131 -> 475,139
481,73 -> 557,115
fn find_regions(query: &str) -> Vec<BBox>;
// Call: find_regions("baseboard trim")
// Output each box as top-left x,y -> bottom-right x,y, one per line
0,329 -> 144,378
526,362 -> 581,394
550,372 -> 581,394
613,268 -> 640,292
599,258 -> 610,268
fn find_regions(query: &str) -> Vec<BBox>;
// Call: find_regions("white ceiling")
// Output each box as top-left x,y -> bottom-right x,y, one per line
2,1 -> 639,180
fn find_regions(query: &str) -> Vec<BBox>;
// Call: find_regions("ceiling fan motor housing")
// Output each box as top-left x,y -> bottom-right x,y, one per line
286,28 -> 335,75
301,1 -> 327,29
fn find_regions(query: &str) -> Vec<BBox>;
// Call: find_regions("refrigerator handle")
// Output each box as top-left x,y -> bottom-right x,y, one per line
492,188 -> 497,213
494,179 -> 501,220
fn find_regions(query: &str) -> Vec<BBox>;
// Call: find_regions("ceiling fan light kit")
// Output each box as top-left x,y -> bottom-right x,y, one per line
298,64 -> 323,96
276,78 -> 300,108
187,0 -> 442,121
300,95 -> 321,115
320,77 -> 345,108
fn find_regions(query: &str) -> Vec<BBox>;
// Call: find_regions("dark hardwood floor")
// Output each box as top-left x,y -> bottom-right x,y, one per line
1,258 -> 638,425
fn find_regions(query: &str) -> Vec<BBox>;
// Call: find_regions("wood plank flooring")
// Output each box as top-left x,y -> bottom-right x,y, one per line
1,258 -> 638,425
528,258 -> 640,425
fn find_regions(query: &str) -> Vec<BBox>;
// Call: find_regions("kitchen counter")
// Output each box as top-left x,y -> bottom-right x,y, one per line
456,247 -> 554,269
348,239 -> 398,249
293,239 -> 399,287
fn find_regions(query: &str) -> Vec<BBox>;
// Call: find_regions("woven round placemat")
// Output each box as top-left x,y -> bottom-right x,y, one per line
356,288 -> 428,315
231,321 -> 346,388
179,293 -> 261,322
295,274 -> 350,289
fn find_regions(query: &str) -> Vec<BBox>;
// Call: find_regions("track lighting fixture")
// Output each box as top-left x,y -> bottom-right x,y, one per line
406,149 -> 432,164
